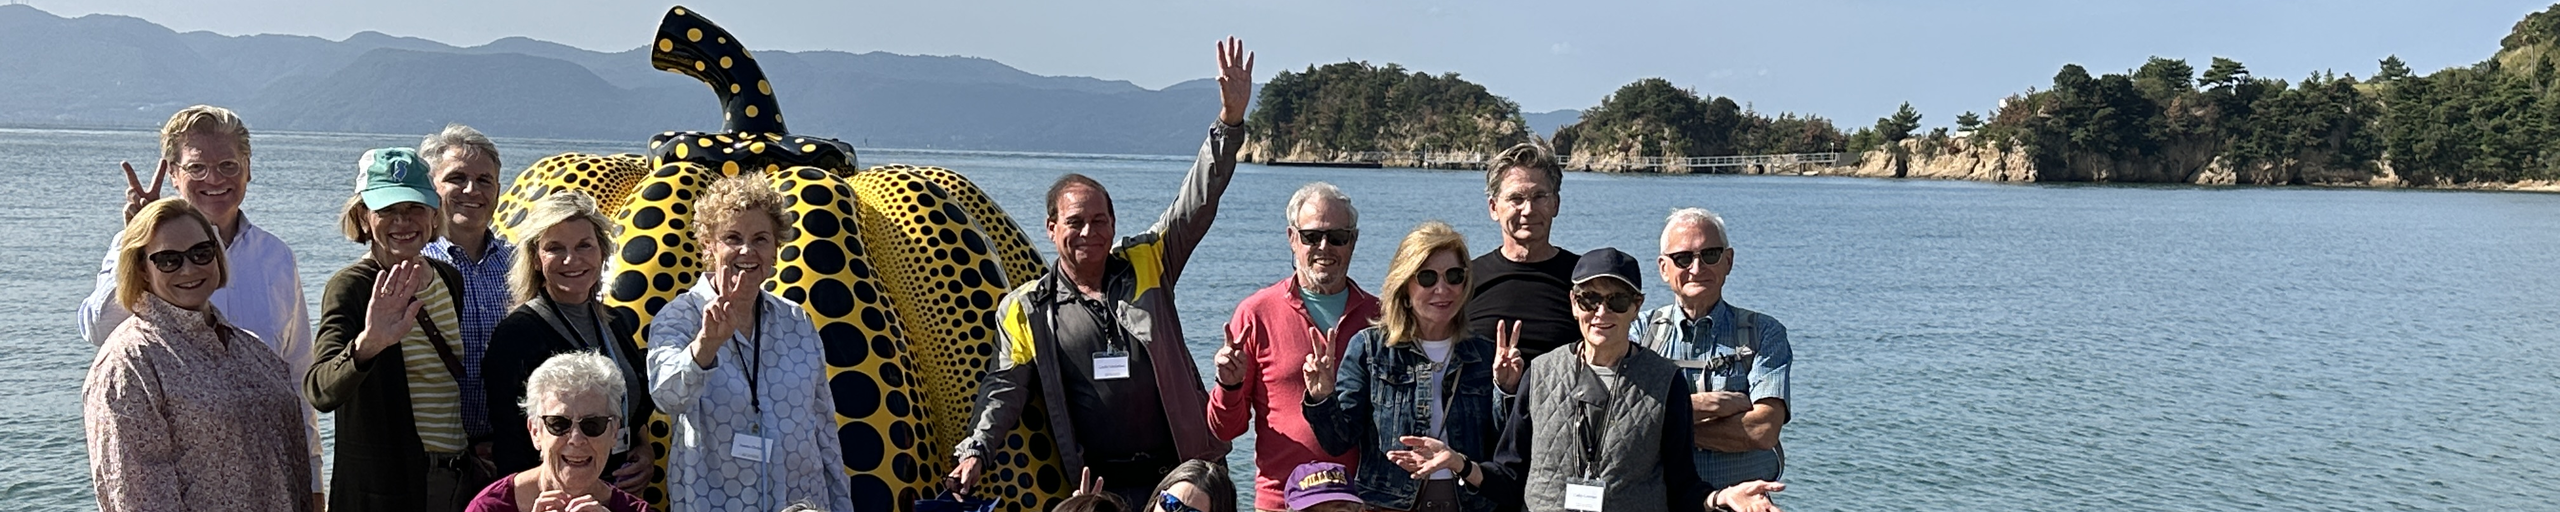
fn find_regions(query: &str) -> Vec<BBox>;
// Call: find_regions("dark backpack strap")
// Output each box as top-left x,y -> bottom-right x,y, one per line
416,307 -> 469,385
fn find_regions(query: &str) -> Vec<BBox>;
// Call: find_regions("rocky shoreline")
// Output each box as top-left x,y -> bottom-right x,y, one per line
1814,137 -> 2560,193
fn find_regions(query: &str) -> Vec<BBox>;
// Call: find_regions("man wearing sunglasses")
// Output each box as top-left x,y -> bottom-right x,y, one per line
1638,208 -> 1791,493
1208,182 -> 1377,512
77,106 -> 325,511
1466,143 -> 1581,362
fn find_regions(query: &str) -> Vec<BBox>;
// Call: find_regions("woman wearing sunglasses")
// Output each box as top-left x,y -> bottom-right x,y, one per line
466,352 -> 650,512
482,192 -> 654,492
85,198 -> 313,512
1301,221 -> 1522,512
307,148 -> 485,512
1149,460 -> 1237,512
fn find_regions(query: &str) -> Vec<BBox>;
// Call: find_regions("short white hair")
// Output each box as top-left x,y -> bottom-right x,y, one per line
518,352 -> 626,417
1285,181 -> 1357,228
1662,207 -> 1730,249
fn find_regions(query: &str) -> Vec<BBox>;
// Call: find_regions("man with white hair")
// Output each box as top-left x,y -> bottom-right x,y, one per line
1638,207 -> 1792,492
1207,182 -> 1376,512
419,123 -> 512,477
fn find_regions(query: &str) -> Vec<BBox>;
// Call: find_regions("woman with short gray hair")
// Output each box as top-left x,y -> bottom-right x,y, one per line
482,191 -> 655,490
466,352 -> 649,511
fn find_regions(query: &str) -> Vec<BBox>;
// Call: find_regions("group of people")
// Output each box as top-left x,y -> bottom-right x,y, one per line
77,38 -> 1794,512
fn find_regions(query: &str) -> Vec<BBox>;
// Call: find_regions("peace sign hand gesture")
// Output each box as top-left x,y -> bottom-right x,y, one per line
1213,331 -> 1249,388
1301,326 -> 1340,401
1493,320 -> 1526,393
121,160 -> 171,223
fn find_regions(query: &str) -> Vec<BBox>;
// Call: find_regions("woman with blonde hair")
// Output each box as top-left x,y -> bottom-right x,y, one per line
86,198 -> 312,512
482,191 -> 654,490
1301,220 -> 1525,512
305,147 -> 481,511
647,174 -> 853,511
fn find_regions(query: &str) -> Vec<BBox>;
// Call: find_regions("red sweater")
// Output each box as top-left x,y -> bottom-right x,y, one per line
1209,276 -> 1379,511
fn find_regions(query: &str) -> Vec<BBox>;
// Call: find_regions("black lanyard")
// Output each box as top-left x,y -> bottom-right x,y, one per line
728,299 -> 766,414
1076,296 -> 1131,354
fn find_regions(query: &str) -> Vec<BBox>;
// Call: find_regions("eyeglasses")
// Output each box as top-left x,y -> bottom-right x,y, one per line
179,163 -> 243,180
1664,247 -> 1728,269
539,415 -> 618,438
1157,493 -> 1204,512
147,241 -> 219,273
1573,291 -> 1640,314
1294,228 -> 1357,247
1415,267 -> 1467,288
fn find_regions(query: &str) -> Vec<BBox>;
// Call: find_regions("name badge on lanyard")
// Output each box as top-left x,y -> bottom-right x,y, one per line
1093,349 -> 1132,380
731,432 -> 773,463
1564,478 -> 1606,512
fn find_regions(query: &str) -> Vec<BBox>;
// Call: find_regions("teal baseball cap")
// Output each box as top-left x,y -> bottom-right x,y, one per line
357,147 -> 440,210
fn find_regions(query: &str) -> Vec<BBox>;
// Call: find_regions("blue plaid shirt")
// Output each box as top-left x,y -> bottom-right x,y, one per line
425,230 -> 516,438
1637,300 -> 1792,489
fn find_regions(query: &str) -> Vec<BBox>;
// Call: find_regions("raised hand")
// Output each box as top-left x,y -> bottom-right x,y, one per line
120,160 -> 169,223
1071,467 -> 1105,497
355,259 -> 427,363
1300,326 -> 1340,400
1492,320 -> 1525,393
1213,331 -> 1248,387
689,268 -> 748,369
1386,436 -> 1467,480
1215,36 -> 1255,127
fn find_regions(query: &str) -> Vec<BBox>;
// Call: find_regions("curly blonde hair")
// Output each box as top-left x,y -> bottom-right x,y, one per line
694,174 -> 797,251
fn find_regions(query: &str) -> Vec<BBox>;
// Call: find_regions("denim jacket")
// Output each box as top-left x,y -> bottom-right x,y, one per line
1303,327 -> 1502,512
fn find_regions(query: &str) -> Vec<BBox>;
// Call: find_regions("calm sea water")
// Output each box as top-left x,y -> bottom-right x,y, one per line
4,127 -> 2556,511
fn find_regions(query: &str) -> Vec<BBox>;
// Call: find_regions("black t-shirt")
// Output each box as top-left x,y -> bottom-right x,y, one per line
1465,248 -> 1582,360
1052,295 -> 1177,480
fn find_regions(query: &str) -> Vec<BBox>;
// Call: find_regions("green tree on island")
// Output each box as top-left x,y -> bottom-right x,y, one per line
1551,78 -> 1845,169
1244,61 -> 1529,161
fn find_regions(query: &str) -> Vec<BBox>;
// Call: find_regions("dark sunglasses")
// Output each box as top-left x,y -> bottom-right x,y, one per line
147,241 -> 220,273
1158,493 -> 1204,512
1415,267 -> 1467,288
1295,228 -> 1357,247
1664,247 -> 1728,269
539,415 -> 618,438
1573,291 -> 1641,314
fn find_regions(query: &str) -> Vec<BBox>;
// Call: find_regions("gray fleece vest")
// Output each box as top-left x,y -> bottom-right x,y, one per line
1522,345 -> 1679,512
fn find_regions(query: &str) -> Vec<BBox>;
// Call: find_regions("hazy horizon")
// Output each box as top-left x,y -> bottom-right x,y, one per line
27,0 -> 2559,126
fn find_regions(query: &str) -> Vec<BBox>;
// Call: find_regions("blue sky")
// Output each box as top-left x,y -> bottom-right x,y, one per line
33,0 -> 2557,126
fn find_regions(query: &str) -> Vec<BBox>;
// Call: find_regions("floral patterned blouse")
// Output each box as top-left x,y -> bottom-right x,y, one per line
85,295 -> 313,512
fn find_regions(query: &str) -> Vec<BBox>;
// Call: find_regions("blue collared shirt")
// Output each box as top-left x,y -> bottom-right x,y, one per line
1637,300 -> 1792,488
424,230 -> 515,438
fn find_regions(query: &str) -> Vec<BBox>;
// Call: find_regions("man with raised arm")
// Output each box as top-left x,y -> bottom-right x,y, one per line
946,37 -> 1255,510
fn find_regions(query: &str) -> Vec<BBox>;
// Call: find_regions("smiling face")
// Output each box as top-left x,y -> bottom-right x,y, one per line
527,390 -> 616,484
537,219 -> 605,303
1045,184 -> 1116,277
1571,278 -> 1641,347
1289,198 -> 1356,294
172,132 -> 249,231
1486,168 -> 1557,250
431,148 -> 501,237
1657,220 -> 1733,304
144,218 -> 221,310
1403,249 -> 1467,337
709,210 -> 779,286
366,202 -> 438,261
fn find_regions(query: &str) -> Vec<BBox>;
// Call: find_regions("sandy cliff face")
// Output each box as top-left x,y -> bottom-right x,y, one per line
1846,136 -> 2386,186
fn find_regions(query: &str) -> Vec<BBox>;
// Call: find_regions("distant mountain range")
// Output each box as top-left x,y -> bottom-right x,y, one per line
1524,109 -> 1582,140
0,4 -> 1252,155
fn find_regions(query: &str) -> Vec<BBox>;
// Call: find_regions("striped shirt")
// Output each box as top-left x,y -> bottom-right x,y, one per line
425,232 -> 514,437
402,276 -> 468,453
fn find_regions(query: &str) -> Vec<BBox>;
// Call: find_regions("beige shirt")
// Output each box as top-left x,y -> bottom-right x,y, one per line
85,296 -> 314,512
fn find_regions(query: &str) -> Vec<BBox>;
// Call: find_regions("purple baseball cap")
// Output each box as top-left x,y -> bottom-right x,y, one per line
1283,462 -> 1361,510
